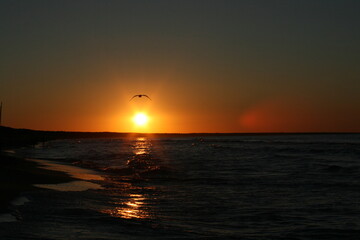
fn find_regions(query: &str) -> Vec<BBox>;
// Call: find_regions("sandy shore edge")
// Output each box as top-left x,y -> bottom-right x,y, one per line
0,153 -> 75,213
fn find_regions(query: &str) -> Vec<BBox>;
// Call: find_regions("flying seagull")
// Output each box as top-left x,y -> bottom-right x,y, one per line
130,94 -> 151,101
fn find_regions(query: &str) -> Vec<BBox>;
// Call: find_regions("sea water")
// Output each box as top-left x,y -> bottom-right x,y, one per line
1,134 -> 360,239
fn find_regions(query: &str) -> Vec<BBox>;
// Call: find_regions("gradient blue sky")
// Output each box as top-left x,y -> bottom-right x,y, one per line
1,0 -> 359,132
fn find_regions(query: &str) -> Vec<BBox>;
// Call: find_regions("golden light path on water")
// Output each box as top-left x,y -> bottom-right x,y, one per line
132,137 -> 150,155
104,192 -> 150,219
101,137 -> 154,219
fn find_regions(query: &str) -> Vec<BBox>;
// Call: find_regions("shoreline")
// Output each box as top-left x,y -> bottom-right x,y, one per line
0,153 -> 75,213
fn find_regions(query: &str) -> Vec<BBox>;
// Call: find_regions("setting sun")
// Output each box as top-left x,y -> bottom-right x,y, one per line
133,113 -> 148,126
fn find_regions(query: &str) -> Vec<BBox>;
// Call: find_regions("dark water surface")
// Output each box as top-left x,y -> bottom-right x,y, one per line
1,134 -> 360,239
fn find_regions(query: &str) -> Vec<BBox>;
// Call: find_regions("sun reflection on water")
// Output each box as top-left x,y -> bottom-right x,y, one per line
102,192 -> 150,219
126,137 -> 156,171
132,137 -> 151,155
101,137 -> 155,220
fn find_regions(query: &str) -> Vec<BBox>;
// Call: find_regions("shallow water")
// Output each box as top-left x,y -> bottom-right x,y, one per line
2,134 -> 360,239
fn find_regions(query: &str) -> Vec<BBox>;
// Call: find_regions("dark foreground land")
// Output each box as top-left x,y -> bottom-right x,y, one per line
0,154 -> 73,213
0,126 -> 88,213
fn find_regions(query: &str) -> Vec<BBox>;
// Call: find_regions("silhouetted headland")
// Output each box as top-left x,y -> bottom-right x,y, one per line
0,126 -> 129,148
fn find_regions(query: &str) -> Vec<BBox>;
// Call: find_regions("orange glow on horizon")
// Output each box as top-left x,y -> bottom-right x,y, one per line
6,86 -> 360,133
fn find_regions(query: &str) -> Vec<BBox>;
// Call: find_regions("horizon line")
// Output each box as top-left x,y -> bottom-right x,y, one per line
1,126 -> 359,135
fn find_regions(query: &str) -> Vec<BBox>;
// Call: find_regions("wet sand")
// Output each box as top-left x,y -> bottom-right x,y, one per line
0,153 -> 74,213
30,158 -> 103,191
0,125 -> 120,214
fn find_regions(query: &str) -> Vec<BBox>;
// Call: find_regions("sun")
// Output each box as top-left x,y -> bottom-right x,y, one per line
133,113 -> 148,126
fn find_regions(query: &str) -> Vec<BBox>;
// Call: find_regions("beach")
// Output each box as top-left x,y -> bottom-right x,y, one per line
0,126 -> 72,213
0,153 -> 74,213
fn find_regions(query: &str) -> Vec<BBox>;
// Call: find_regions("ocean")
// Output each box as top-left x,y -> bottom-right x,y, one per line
1,134 -> 360,239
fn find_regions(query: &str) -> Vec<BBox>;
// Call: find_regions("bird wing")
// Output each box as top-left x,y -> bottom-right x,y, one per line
129,95 -> 139,101
143,95 -> 152,100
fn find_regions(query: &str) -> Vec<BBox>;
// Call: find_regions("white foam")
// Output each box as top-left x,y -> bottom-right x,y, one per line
0,214 -> 17,223
28,158 -> 103,181
2,149 -> 15,154
27,158 -> 104,192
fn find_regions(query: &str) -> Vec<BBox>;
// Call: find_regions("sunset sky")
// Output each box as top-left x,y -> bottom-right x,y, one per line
1,0 -> 359,133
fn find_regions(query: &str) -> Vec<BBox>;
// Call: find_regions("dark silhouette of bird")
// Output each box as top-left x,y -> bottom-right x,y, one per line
130,94 -> 151,101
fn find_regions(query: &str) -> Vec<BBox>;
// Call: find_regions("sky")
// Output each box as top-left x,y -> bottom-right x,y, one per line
1,0 -> 359,133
